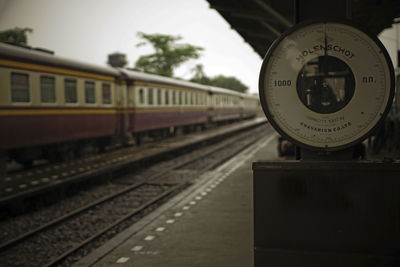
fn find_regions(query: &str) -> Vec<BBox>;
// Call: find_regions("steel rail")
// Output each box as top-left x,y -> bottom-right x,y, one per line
44,183 -> 185,267
0,124 -> 263,254
45,131 -> 266,266
0,119 -> 265,207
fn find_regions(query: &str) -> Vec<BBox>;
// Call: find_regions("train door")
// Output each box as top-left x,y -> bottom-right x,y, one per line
127,85 -> 135,132
114,81 -> 130,142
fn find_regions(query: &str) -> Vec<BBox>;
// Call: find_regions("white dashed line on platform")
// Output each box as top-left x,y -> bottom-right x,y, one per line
131,245 -> 143,252
156,227 -> 166,232
174,212 -> 182,217
182,206 -> 190,210
116,257 -> 130,263
166,219 -> 175,224
144,235 -> 155,241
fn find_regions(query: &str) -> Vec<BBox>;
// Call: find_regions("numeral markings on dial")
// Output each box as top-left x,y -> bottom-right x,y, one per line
362,76 -> 374,83
274,80 -> 292,87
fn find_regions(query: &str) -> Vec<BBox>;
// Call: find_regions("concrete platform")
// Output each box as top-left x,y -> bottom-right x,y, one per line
74,127 -> 279,267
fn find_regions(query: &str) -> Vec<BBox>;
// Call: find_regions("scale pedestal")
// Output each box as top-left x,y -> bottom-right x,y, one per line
254,1 -> 397,265
253,161 -> 400,266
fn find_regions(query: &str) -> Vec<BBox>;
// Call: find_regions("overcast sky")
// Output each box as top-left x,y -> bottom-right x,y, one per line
0,0 -> 398,95
0,0 -> 263,94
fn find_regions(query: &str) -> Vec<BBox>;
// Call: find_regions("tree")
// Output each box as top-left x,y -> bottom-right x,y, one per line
0,27 -> 33,45
208,75 -> 249,93
190,64 -> 249,93
134,32 -> 203,77
190,64 -> 211,85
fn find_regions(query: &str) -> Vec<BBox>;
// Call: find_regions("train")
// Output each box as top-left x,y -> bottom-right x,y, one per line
0,42 -> 259,168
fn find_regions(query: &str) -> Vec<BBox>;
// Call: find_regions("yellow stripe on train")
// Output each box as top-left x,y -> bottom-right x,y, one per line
0,107 -> 209,116
0,59 -> 115,82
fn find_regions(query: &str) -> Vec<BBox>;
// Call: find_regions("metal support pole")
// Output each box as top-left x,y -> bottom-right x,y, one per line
0,150 -> 7,178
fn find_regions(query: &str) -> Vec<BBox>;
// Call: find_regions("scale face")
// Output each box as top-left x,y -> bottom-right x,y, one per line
259,20 -> 395,151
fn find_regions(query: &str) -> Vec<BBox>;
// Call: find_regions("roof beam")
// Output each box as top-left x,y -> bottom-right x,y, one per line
230,11 -> 277,23
253,0 -> 293,28
234,26 -> 276,39
210,4 -> 276,22
259,21 -> 281,37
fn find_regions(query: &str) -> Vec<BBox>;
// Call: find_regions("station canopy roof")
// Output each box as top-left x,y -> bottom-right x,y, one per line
206,0 -> 400,58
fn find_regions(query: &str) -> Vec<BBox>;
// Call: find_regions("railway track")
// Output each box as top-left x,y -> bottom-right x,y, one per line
0,119 -> 265,209
0,122 -> 273,266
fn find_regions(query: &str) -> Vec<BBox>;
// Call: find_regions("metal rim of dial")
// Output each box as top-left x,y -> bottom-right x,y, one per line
259,20 -> 395,152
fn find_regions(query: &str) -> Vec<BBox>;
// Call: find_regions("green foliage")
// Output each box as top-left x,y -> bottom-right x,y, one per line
134,32 -> 203,77
0,27 -> 33,45
190,64 -> 248,93
190,64 -> 211,84
209,75 -> 248,93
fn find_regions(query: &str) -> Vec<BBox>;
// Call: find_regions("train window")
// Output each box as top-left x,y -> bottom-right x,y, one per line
179,91 -> 182,105
85,81 -> 96,104
157,89 -> 162,105
165,90 -> 169,105
190,92 -> 193,105
102,83 -> 112,104
185,92 -> 188,105
65,79 -> 77,103
40,76 -> 56,103
139,88 -> 144,104
172,90 -> 176,105
195,93 -> 199,105
148,88 -> 153,105
11,72 -> 30,102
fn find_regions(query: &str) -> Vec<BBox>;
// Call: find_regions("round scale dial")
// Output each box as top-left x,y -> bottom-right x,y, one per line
259,20 -> 394,151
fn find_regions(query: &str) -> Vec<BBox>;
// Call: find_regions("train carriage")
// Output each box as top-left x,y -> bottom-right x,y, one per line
209,87 -> 259,122
0,42 -> 260,170
241,93 -> 260,119
121,69 -> 211,140
0,43 -> 121,164
209,86 -> 243,122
